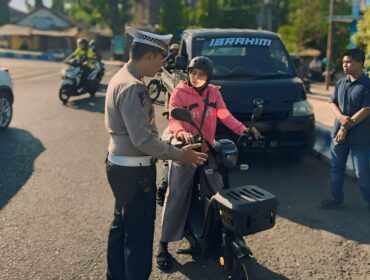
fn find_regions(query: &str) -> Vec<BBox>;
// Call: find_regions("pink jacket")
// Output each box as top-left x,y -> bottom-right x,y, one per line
169,80 -> 246,151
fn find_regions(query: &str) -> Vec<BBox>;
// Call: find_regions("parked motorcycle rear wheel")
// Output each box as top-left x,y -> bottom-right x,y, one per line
147,79 -> 161,102
59,85 -> 72,104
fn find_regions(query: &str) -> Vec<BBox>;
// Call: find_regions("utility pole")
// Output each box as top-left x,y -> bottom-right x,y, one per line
325,0 -> 335,90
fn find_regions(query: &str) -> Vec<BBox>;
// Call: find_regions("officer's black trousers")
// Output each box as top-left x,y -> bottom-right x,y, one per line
106,161 -> 156,280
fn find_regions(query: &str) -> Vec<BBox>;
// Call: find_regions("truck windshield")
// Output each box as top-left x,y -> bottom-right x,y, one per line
193,36 -> 295,79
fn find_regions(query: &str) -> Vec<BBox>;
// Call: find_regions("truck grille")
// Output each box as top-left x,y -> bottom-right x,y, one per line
235,112 -> 289,121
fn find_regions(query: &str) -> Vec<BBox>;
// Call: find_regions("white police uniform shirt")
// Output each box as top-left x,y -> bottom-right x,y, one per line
105,63 -> 182,161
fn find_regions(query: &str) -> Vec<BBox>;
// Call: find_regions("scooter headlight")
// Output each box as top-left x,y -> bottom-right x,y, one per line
292,100 -> 313,117
214,139 -> 238,168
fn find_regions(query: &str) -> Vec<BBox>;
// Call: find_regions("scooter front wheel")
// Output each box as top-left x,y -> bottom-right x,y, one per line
229,256 -> 249,280
222,237 -> 251,280
59,85 -> 72,104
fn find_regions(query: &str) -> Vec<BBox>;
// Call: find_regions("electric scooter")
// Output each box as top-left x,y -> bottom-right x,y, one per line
171,100 -> 279,279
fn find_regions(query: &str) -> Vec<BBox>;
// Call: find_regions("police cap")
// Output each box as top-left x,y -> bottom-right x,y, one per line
126,27 -> 173,55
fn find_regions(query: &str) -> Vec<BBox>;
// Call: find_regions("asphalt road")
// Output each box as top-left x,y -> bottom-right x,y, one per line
0,58 -> 369,280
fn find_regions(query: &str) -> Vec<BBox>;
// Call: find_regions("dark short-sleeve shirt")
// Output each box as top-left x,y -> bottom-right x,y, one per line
330,74 -> 370,145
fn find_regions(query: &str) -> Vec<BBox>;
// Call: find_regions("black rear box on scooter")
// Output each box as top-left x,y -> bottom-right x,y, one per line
214,185 -> 278,236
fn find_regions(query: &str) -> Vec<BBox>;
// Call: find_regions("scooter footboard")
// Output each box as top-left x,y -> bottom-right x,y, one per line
214,185 -> 278,236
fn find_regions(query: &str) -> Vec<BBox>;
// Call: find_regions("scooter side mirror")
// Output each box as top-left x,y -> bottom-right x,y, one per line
171,108 -> 202,135
171,107 -> 194,124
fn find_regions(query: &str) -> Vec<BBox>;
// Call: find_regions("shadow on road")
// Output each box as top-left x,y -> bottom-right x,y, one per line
166,254 -> 287,279
0,128 -> 45,210
67,95 -> 105,113
230,154 -> 370,245
63,83 -> 107,113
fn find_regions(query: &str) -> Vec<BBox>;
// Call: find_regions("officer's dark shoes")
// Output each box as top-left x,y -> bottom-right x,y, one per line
156,185 -> 167,207
156,241 -> 171,271
320,198 -> 343,209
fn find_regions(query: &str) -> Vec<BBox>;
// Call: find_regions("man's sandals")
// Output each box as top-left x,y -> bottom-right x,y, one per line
156,250 -> 171,271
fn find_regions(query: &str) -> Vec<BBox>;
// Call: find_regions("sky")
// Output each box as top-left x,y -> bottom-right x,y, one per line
9,0 -> 52,12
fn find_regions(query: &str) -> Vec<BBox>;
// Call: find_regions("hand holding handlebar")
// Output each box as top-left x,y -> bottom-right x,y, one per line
245,126 -> 262,140
177,131 -> 195,144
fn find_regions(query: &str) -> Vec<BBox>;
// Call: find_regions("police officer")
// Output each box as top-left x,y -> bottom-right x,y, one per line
104,27 -> 208,280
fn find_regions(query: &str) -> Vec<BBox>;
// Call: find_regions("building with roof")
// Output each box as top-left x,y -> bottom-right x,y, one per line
0,5 -> 79,54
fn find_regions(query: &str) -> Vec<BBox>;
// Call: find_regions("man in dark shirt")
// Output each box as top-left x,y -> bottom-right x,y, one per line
321,48 -> 370,213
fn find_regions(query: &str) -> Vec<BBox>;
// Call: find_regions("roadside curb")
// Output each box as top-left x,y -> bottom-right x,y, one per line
102,60 -> 124,67
0,48 -> 126,66
0,49 -> 51,61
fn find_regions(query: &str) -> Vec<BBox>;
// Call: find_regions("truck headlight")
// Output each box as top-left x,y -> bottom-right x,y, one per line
292,100 -> 313,116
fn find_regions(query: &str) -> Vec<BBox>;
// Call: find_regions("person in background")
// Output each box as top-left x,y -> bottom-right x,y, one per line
321,48 -> 370,213
308,56 -> 323,81
163,43 -> 180,70
64,38 -> 94,87
89,40 -> 102,61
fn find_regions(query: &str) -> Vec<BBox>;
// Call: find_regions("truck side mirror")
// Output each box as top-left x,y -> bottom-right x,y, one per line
175,56 -> 187,70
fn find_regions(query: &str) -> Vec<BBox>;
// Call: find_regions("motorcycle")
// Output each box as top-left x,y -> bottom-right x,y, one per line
171,100 -> 279,279
59,57 -> 104,104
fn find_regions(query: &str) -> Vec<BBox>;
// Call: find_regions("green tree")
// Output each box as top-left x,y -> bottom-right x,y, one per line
159,0 -> 189,39
25,0 -> 50,11
277,0 -> 351,63
35,0 -> 44,8
353,7 -> 370,71
196,0 -> 221,27
64,0 -> 132,33
52,0 -> 65,13
0,0 -> 10,26
277,0 -> 327,53
217,0 -> 259,28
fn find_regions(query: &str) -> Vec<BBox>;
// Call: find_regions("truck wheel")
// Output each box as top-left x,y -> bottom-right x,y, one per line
147,79 -> 161,102
0,91 -> 13,130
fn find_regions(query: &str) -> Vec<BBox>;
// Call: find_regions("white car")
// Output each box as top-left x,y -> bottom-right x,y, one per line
0,67 -> 13,130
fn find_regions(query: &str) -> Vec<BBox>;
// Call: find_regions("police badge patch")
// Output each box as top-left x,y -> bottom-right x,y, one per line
137,91 -> 147,106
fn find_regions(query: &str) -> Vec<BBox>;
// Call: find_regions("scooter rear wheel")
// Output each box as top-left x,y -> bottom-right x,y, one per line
59,85 -> 72,104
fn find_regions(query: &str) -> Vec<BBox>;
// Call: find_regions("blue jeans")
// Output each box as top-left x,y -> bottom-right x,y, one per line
330,141 -> 370,202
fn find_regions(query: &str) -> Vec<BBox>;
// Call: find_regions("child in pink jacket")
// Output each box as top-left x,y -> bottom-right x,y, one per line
156,56 -> 261,270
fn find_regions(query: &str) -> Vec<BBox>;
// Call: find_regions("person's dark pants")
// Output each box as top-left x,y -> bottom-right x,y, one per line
330,141 -> 370,202
80,66 -> 92,89
106,161 -> 157,280
159,160 -> 169,190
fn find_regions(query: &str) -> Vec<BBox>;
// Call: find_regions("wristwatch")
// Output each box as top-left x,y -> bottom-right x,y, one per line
340,125 -> 347,131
